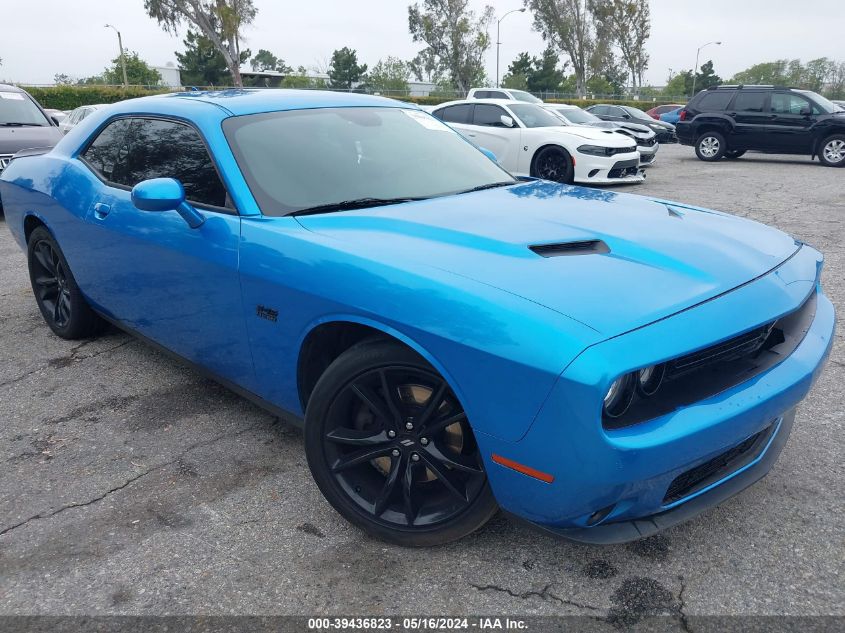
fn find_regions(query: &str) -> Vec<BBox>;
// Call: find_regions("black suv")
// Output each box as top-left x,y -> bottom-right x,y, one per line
676,85 -> 845,166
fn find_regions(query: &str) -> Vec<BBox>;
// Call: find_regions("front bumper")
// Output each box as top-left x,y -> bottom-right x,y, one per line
637,143 -> 659,166
475,245 -> 834,542
574,155 -> 645,185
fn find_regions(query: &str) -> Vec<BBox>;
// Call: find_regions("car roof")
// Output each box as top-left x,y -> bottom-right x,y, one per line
107,89 -> 413,117
0,84 -> 26,93
434,98 -> 521,108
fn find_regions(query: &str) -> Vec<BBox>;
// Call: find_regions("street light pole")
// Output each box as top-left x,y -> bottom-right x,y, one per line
496,8 -> 526,89
691,41 -> 721,97
105,24 -> 129,88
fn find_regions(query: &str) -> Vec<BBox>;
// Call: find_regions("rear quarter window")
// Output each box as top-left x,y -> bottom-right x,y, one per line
695,92 -> 735,111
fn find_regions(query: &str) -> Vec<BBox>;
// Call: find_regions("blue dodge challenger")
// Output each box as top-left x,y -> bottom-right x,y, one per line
0,90 -> 834,546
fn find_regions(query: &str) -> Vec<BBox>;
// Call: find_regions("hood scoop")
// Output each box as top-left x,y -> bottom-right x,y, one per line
530,239 -> 610,258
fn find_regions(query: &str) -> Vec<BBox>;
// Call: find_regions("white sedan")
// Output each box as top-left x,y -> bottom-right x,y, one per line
430,99 -> 644,185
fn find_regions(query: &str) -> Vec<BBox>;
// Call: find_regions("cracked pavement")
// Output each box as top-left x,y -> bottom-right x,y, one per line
0,145 -> 843,624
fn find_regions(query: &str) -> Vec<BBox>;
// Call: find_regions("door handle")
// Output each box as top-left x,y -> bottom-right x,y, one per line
466,133 -> 477,138
92,202 -> 111,219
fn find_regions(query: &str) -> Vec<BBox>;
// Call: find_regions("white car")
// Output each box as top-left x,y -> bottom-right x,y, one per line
544,103 -> 659,167
467,88 -> 544,104
431,99 -> 644,185
59,104 -> 107,135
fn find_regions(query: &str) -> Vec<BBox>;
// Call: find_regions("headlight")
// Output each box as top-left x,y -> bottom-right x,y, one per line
603,374 -> 636,418
636,364 -> 665,397
577,144 -> 636,157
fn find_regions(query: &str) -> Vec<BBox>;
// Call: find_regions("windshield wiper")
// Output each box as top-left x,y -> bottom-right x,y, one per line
456,181 -> 517,195
290,197 -> 427,217
0,122 -> 44,127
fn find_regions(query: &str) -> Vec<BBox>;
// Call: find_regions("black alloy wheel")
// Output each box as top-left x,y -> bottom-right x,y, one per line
305,340 -> 498,546
27,226 -> 105,339
532,146 -> 575,184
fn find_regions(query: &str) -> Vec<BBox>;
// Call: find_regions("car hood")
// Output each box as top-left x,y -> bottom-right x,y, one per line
0,125 -> 62,155
297,181 -> 799,337
549,125 -> 633,145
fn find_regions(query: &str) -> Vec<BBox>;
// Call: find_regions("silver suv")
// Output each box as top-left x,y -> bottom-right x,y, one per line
0,84 -> 62,178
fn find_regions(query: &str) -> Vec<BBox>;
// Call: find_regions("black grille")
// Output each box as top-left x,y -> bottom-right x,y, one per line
663,423 -> 775,504
608,158 -> 640,178
639,137 -> 657,147
603,290 -> 817,430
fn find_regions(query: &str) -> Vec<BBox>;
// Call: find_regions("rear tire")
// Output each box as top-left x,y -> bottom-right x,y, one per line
695,132 -> 727,161
27,226 -> 105,340
531,146 -> 575,184
819,134 -> 845,167
304,339 -> 498,546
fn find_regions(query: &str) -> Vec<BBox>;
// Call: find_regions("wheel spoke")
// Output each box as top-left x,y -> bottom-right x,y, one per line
423,441 -> 483,474
34,274 -> 58,289
331,444 -> 394,472
34,242 -> 55,274
423,411 -> 467,436
326,427 -> 390,447
351,381 -> 396,429
52,295 -> 63,323
402,459 -> 418,526
378,370 -> 404,428
415,381 -> 447,429
59,293 -> 71,322
418,451 -> 469,502
373,454 -> 404,516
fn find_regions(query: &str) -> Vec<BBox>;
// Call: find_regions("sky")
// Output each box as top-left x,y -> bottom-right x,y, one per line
0,0 -> 841,87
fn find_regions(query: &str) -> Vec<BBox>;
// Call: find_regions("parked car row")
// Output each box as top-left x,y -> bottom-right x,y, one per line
431,99 -> 645,185
676,85 -> 845,167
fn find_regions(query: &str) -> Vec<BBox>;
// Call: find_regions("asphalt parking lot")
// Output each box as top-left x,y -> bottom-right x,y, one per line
0,144 -> 843,625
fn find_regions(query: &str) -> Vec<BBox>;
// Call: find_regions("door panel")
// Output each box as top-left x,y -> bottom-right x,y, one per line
726,91 -> 772,150
767,92 -> 815,153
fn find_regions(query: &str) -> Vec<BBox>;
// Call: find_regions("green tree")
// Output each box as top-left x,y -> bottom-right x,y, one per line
501,52 -> 533,90
327,47 -> 368,89
251,49 -> 291,73
408,49 -> 440,83
53,73 -> 74,85
280,66 -> 327,89
102,51 -> 162,86
693,59 -> 721,93
176,29 -> 250,86
731,60 -> 793,85
368,57 -> 411,93
526,0 -> 596,97
591,0 -> 650,92
802,57 -> 836,93
144,0 -> 257,87
408,0 -> 494,93
663,69 -> 692,97
527,47 -> 565,93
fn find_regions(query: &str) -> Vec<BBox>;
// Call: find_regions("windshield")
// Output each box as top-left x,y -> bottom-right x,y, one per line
508,90 -> 543,104
795,90 -> 839,114
551,107 -> 599,124
622,106 -> 654,122
0,91 -> 50,126
508,104 -> 564,128
223,107 -> 516,216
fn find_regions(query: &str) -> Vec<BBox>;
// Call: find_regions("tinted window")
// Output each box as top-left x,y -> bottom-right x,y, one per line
607,106 -> 627,117
434,104 -> 473,124
589,105 -> 609,116
223,107 -> 514,216
473,90 -> 491,98
83,118 -> 228,208
770,92 -> 812,115
695,91 -> 734,111
733,91 -> 767,112
508,104 -> 562,128
488,91 -> 508,99
472,104 -> 509,127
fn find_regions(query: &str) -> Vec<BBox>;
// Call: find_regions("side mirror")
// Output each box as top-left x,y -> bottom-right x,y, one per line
479,147 -> 498,162
50,116 -> 61,126
131,178 -> 205,229
622,113 -> 631,119
799,106 -> 812,116
500,115 -> 515,128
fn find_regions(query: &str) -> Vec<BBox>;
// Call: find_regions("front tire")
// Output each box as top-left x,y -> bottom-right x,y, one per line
27,226 -> 105,340
819,134 -> 845,167
531,146 -> 575,184
304,339 -> 498,546
695,131 -> 727,161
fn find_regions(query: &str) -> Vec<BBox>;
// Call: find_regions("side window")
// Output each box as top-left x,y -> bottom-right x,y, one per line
473,90 -> 491,99
82,118 -> 133,181
472,104 -> 509,127
434,104 -> 473,124
696,91 -> 734,111
733,91 -> 767,112
83,118 -> 228,209
607,107 -> 625,117
770,92 -> 812,115
488,91 -> 508,99
591,105 -> 609,116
